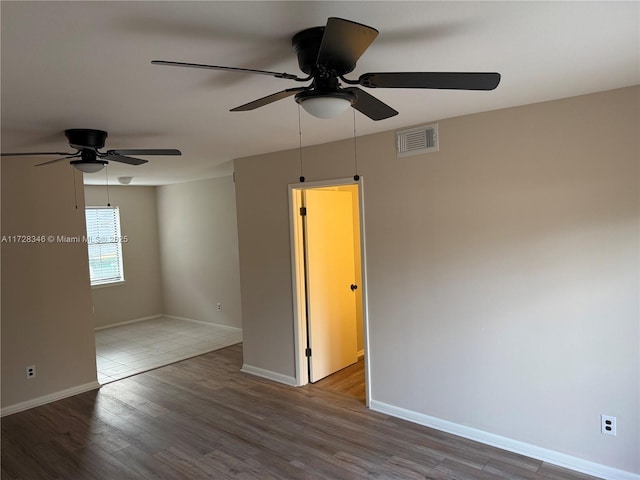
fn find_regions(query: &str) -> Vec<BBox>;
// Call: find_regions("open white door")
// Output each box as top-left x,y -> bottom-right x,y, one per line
304,189 -> 358,383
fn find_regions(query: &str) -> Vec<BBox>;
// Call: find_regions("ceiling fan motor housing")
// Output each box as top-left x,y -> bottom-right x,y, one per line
65,128 -> 108,150
80,149 -> 99,161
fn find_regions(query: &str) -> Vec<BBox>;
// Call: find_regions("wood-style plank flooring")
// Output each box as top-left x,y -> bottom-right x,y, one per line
312,358 -> 366,403
1,344 -> 601,480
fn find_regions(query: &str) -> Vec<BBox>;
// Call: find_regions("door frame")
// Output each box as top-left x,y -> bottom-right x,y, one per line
288,177 -> 371,406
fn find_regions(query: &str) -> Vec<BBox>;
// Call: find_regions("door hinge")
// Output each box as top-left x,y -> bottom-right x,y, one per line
305,347 -> 312,357
300,206 -> 307,216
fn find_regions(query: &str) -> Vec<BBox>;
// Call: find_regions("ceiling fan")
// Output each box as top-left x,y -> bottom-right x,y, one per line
152,17 -> 501,121
0,129 -> 181,173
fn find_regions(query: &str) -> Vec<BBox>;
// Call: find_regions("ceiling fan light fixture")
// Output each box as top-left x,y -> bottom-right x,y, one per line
295,91 -> 356,119
299,96 -> 351,118
70,160 -> 107,174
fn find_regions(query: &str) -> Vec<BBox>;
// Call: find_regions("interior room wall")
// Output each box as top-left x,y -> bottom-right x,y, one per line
156,175 -> 242,328
233,86 -> 639,475
85,186 -> 164,328
1,161 -> 98,412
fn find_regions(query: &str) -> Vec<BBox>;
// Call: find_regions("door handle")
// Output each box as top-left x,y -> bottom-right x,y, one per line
350,284 -> 358,291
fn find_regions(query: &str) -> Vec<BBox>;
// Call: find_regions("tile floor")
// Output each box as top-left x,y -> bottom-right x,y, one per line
95,316 -> 243,384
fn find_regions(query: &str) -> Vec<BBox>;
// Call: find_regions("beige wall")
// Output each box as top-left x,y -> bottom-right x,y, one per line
234,87 -> 639,474
85,186 -> 164,328
1,160 -> 97,409
157,175 -> 242,328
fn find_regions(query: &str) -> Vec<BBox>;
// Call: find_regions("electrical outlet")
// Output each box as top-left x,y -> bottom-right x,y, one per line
26,365 -> 36,379
601,415 -> 616,436
217,303 -> 222,311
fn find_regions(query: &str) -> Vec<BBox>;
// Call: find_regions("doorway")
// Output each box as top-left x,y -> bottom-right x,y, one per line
289,178 -> 370,405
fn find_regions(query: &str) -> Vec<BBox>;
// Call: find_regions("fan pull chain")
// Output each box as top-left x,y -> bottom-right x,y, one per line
105,164 -> 111,207
352,109 -> 360,181
298,104 -> 305,182
71,166 -> 78,209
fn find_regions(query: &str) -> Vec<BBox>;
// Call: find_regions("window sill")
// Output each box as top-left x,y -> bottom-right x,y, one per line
91,280 -> 125,290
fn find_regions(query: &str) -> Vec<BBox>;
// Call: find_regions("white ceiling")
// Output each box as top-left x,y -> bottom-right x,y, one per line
1,1 -> 638,186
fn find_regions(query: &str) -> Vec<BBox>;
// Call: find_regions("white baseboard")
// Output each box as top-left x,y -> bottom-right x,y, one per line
164,314 -> 242,333
369,400 -> 639,480
95,314 -> 242,334
1,381 -> 101,417
94,314 -> 163,331
241,364 -> 297,387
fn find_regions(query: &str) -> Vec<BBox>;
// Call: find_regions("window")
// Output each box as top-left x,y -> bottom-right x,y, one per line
85,207 -> 125,286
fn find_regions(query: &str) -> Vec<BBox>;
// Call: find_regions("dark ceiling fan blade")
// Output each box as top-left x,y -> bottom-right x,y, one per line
344,87 -> 398,121
35,155 -> 79,167
69,144 -> 97,151
1,151 -> 75,157
101,153 -> 148,166
151,60 -> 307,81
231,87 -> 310,111
358,72 -> 501,90
106,149 -> 181,156
316,18 -> 378,75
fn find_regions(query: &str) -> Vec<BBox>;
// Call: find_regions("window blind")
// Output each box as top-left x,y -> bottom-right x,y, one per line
85,207 -> 124,286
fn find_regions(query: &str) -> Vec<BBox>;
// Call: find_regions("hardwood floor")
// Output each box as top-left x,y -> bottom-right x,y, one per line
1,344 -> 601,480
312,358 -> 366,403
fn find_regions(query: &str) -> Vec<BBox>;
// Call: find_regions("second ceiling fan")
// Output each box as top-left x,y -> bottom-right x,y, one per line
152,17 -> 501,121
